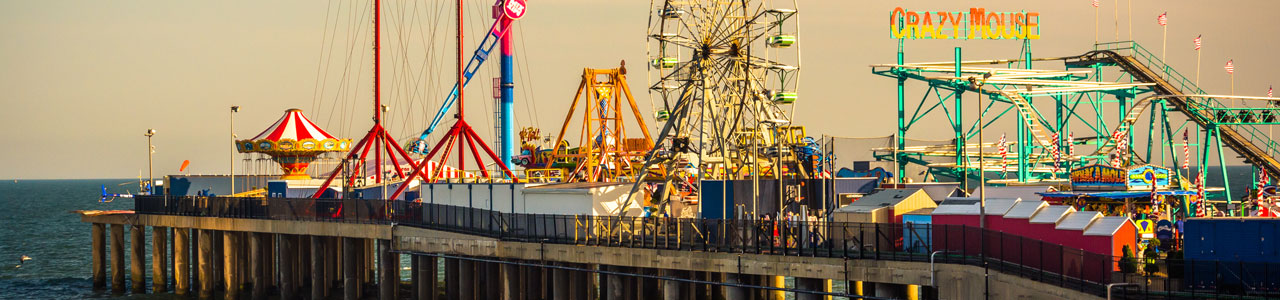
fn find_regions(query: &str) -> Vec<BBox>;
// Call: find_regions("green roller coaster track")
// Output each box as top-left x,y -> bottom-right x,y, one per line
872,41 -> 1280,217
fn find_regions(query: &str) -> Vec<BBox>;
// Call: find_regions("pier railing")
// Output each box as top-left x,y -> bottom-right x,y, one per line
134,195 -> 1279,299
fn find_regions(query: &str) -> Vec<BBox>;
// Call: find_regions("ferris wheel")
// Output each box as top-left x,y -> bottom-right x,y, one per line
645,0 -> 800,179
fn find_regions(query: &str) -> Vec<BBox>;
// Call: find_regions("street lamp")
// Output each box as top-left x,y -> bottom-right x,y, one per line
230,106 -> 240,195
969,71 -> 992,299
145,129 -> 156,195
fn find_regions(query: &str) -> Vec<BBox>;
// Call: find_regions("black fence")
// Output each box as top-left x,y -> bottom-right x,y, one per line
134,195 -> 1280,299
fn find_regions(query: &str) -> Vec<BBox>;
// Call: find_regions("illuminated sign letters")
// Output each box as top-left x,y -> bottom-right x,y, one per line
889,7 -> 1040,40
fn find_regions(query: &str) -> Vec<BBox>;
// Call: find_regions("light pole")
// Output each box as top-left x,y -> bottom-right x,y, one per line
230,106 -> 239,195
145,129 -> 156,194
969,72 -> 992,299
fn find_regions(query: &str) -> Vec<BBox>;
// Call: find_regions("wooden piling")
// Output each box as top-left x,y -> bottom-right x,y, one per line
91,223 -> 106,290
130,225 -> 145,294
151,226 -> 167,293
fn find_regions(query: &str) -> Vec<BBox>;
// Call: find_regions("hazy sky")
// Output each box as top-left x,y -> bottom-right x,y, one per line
2,0 -> 1278,179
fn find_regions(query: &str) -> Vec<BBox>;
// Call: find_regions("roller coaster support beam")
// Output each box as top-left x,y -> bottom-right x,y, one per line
1201,125 -> 1235,216
1020,41 -> 1032,181
895,38 -> 905,182
954,48 -> 966,189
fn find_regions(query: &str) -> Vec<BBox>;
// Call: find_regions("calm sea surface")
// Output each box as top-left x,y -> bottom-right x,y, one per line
0,168 -> 1259,298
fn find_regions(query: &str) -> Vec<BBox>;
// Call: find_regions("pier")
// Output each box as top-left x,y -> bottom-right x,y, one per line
81,195 -> 1123,299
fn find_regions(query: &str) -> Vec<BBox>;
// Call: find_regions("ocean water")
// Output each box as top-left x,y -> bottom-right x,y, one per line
0,168 -> 1260,298
0,179 -> 158,299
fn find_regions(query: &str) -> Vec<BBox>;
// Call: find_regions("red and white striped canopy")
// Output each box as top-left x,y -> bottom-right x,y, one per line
250,108 -> 337,141
237,108 -> 350,155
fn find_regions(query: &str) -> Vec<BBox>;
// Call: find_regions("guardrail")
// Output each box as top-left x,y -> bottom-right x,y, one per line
134,195 -> 1279,298
1096,41 -> 1280,161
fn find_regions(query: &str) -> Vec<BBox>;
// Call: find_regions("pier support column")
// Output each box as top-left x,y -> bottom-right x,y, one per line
130,225 -> 146,294
794,277 -> 829,300
502,263 -> 520,300
263,236 -> 274,291
488,261 -> 502,300
459,259 -> 475,300
568,265 -> 591,300
605,266 -> 624,300
413,255 -> 435,300
552,264 -> 570,300
635,268 -> 655,300
92,223 -> 106,290
343,237 -> 358,300
224,231 -> 241,300
198,229 -> 214,299
250,233 -> 265,300
279,234 -> 296,300
661,270 -> 681,300
213,231 -> 223,291
768,276 -> 786,300
312,236 -> 325,300
445,258 -> 460,300
151,226 -> 167,293
364,239 -> 374,289
326,237 -> 337,297
378,239 -> 397,300
723,273 -> 746,300
523,263 -> 543,300
175,228 -> 190,295
300,236 -> 311,293
849,281 -> 876,299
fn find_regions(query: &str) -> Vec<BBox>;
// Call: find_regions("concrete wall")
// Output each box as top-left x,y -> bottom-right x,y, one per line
522,184 -> 644,216
423,183 -> 526,213
522,188 -> 594,215
393,226 -> 1102,300
82,212 -> 1102,299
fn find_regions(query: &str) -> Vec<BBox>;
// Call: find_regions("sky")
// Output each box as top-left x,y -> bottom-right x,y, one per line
2,0 -> 1279,179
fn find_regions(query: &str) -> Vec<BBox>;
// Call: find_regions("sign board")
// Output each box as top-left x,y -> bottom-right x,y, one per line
1127,165 -> 1172,190
1136,219 -> 1155,239
1070,164 -> 1127,191
889,7 -> 1041,40
504,0 -> 527,20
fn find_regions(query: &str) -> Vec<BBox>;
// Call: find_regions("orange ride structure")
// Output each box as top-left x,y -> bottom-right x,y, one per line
236,109 -> 351,180
551,61 -> 653,182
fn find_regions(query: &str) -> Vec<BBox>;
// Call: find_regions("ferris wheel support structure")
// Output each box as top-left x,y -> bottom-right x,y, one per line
617,0 -> 801,217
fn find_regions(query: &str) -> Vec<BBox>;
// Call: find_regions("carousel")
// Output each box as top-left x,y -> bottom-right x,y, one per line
236,109 -> 350,180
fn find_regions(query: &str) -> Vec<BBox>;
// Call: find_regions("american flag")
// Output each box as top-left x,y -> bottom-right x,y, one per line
1157,12 -> 1168,26
1225,59 -> 1235,74
1114,137 -> 1129,167
998,134 -> 1008,174
1092,0 -> 1099,8
1196,174 -> 1206,217
1182,129 -> 1190,170
1270,85 -> 1274,98
1259,169 -> 1269,200
1067,133 -> 1075,156
1194,35 -> 1202,51
1051,133 -> 1061,173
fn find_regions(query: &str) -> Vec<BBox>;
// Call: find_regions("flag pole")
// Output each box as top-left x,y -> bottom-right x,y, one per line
1114,0 -> 1119,41
1196,45 -> 1201,86
1161,24 -> 1167,65
1128,0 -> 1133,40
1094,4 -> 1099,45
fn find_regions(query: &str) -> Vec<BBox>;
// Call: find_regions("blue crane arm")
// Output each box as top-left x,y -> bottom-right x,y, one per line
414,10 -> 516,153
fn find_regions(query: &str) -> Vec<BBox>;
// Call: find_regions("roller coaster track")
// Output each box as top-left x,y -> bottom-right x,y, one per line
1067,48 -> 1280,176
